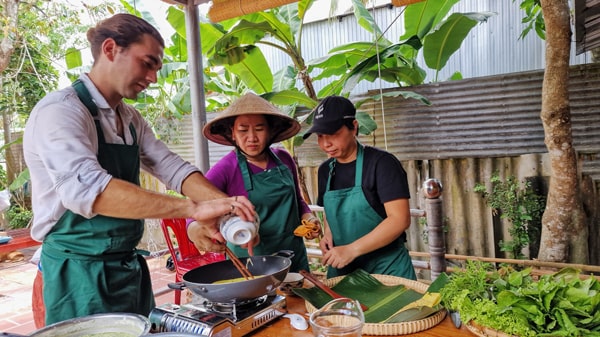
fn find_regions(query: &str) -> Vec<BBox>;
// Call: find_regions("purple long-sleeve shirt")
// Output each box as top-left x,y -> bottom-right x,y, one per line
185,147 -> 310,230
204,147 -> 311,216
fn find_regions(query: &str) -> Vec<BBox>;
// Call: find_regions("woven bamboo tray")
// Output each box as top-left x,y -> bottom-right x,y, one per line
304,274 -> 446,335
465,321 -> 518,337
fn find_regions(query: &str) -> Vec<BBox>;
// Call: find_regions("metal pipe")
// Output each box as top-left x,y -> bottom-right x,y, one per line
185,0 -> 210,172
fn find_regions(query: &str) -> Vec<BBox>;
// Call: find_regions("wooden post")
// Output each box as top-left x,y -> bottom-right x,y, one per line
423,178 -> 445,281
208,0 -> 299,22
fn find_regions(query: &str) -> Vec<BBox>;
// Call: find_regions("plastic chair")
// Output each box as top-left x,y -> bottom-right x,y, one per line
160,218 -> 225,304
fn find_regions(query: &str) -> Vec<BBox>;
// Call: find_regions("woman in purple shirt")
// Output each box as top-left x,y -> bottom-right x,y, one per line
199,93 -> 320,271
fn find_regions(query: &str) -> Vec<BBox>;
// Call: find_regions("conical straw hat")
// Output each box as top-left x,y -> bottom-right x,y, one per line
203,93 -> 301,146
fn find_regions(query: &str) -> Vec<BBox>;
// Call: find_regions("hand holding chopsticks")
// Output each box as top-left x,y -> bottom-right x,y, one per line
224,245 -> 254,280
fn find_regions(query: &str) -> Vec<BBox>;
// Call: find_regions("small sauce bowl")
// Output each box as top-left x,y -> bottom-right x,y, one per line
278,272 -> 305,296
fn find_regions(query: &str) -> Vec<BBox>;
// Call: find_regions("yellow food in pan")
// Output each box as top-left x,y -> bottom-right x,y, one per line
213,275 -> 264,284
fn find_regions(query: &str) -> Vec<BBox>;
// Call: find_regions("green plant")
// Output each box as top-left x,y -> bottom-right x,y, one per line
514,0 -> 544,40
440,262 -> 600,337
6,204 -> 33,229
474,173 -> 546,259
309,258 -> 327,274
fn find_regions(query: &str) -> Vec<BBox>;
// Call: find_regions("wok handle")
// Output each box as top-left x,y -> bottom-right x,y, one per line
299,270 -> 368,312
168,282 -> 186,291
273,250 -> 295,259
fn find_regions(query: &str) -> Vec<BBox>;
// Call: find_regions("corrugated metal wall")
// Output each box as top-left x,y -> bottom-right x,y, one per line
167,63 -> 600,263
575,0 -> 600,54
163,2 -> 600,263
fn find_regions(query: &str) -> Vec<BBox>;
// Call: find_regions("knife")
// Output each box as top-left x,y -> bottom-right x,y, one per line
449,309 -> 462,328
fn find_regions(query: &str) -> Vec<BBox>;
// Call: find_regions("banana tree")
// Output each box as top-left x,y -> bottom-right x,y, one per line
199,0 -> 494,130
311,0 -> 497,93
165,1 -> 323,129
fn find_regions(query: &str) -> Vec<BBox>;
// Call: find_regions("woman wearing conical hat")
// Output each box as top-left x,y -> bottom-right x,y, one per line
194,93 -> 320,272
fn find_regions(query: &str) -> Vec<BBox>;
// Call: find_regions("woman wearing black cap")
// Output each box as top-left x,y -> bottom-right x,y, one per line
194,93 -> 321,272
304,95 -> 417,280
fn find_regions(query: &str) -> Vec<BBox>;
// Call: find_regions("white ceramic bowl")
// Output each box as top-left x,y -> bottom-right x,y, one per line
278,272 -> 305,296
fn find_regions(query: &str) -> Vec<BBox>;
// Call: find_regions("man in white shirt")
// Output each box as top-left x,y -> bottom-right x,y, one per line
23,13 -> 254,327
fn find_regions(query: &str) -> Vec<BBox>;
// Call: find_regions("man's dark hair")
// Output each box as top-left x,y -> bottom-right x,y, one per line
87,13 -> 165,61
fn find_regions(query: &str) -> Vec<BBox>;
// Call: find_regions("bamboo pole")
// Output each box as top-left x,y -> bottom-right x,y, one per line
391,0 -> 426,7
409,251 -> 600,274
208,0 -> 299,22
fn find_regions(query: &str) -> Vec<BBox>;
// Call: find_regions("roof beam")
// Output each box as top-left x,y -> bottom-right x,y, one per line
160,0 -> 209,5
207,0 -> 299,22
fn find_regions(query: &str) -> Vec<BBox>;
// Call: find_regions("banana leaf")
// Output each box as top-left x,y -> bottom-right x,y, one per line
293,269 -> 424,323
384,305 -> 443,323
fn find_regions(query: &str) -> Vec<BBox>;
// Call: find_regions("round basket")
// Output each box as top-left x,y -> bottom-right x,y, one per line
465,321 -> 519,337
304,274 -> 447,335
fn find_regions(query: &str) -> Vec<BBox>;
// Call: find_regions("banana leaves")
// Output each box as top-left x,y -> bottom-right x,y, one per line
293,269 -> 443,323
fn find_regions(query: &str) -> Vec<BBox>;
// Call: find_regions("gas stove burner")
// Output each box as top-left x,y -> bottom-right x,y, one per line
149,294 -> 286,337
203,295 -> 268,315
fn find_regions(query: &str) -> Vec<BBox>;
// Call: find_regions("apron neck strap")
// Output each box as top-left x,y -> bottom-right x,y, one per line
236,149 -> 254,191
354,142 -> 364,186
237,148 -> 285,192
72,79 -> 105,144
72,79 -> 137,145
327,141 -> 364,190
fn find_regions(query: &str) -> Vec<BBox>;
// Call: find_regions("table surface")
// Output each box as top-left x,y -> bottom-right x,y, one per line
249,293 -> 478,337
0,228 -> 38,254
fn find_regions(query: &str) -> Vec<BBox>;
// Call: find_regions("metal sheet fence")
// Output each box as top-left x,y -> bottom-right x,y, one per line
167,64 -> 600,265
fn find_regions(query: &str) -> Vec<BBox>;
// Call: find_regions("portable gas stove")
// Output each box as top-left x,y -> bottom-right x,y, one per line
149,294 -> 286,337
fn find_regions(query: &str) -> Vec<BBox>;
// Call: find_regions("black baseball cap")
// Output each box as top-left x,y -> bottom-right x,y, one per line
303,96 -> 356,139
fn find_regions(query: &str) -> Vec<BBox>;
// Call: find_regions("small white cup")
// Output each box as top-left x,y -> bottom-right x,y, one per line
220,215 -> 259,245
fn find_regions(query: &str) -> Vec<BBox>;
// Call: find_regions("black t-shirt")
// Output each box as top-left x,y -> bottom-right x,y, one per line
316,146 -> 410,219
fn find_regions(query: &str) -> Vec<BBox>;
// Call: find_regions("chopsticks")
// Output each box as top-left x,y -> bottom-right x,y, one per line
224,245 -> 254,280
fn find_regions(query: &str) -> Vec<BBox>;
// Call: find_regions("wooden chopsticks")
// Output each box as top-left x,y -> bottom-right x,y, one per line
224,245 -> 254,280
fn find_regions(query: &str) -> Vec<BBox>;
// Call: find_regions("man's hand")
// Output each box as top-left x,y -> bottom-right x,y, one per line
321,244 -> 359,269
187,220 -> 225,253
191,195 -> 255,223
187,195 -> 255,253
318,230 -> 333,252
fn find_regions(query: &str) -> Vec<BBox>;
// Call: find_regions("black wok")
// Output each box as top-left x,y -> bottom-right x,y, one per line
169,250 -> 292,303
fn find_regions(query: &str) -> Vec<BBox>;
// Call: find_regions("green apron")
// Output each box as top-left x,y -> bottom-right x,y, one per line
323,143 -> 416,279
41,80 -> 154,325
228,149 -> 309,272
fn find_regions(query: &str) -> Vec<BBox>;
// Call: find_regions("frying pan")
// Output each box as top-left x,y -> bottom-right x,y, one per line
169,250 -> 293,303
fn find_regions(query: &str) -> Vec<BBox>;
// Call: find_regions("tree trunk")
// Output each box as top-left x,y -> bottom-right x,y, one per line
1,0 -> 21,194
0,0 -> 19,73
537,0 -> 588,264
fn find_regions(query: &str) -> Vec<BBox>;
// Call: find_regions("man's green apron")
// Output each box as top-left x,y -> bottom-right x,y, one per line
228,149 -> 309,272
41,80 -> 154,325
323,143 -> 416,279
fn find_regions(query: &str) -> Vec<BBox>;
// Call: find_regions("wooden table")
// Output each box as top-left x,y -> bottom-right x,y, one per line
249,293 -> 477,337
0,228 -> 38,255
